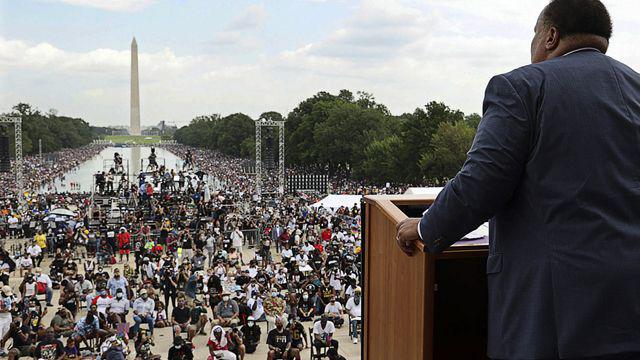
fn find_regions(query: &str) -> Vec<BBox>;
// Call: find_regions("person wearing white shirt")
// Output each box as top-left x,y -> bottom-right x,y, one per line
107,288 -> 129,324
312,316 -> 339,352
205,233 -> 216,267
301,243 -> 315,256
141,258 -> 157,282
323,298 -> 344,327
92,290 -> 112,315
295,254 -> 313,274
26,242 -> 42,267
22,277 -> 37,298
247,265 -> 258,279
246,296 -> 265,321
329,272 -> 344,293
230,227 -> 244,254
17,254 -> 32,277
74,275 -> 94,306
281,245 -> 293,261
132,289 -> 155,336
345,288 -> 362,344
7,216 -> 19,239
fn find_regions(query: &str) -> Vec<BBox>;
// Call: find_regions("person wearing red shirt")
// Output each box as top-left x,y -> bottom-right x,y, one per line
207,326 -> 236,360
314,241 -> 324,254
321,228 -> 332,242
117,227 -> 131,262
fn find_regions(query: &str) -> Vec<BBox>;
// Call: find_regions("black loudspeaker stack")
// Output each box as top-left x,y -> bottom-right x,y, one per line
0,136 -> 10,173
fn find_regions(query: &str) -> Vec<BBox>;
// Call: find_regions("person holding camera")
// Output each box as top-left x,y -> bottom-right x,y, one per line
134,330 -> 160,360
160,264 -> 178,313
6,314 -> 36,360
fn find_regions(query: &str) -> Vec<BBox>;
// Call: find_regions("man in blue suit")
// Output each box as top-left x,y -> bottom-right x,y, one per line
396,1 -> 640,359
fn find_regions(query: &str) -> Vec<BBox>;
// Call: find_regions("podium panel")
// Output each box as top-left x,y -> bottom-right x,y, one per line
363,195 -> 489,360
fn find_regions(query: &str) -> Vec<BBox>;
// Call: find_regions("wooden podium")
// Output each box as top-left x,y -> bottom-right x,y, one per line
362,195 -> 489,360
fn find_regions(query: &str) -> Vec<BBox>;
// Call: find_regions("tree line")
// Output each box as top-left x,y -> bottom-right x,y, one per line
174,90 -> 482,186
2,103 -> 101,155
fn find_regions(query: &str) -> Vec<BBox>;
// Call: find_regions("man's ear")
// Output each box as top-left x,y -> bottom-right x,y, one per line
545,26 -> 561,51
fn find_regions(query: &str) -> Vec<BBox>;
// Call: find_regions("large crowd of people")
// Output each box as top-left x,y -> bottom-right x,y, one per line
0,143 -> 408,359
0,145 -> 107,197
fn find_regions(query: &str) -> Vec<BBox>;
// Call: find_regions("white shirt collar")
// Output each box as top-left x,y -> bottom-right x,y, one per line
563,47 -> 601,57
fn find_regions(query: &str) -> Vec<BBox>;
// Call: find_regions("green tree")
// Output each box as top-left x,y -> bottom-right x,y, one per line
361,135 -> 405,183
2,103 -> 95,155
419,121 -> 476,185
465,113 -> 481,129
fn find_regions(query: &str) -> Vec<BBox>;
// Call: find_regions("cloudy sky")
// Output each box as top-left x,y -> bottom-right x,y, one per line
1,0 -> 639,127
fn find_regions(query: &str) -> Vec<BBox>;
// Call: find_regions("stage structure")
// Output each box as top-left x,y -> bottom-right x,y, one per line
0,116 -> 23,199
254,118 -> 285,195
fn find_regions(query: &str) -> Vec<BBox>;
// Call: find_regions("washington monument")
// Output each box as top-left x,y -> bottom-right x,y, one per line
130,37 -> 141,135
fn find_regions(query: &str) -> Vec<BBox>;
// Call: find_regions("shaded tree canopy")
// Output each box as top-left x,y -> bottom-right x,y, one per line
174,90 -> 481,186
1,103 -> 100,155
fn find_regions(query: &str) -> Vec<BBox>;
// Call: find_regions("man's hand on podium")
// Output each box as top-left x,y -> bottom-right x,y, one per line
396,217 -> 422,256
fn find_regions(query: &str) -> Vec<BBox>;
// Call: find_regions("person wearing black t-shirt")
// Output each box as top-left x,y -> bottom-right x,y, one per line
240,316 -> 261,354
161,268 -> 177,312
267,317 -> 299,360
288,316 -> 307,352
171,300 -> 196,342
168,336 -> 193,360
235,271 -> 250,288
34,327 -> 64,360
207,273 -> 223,310
297,292 -> 315,321
319,281 -> 335,308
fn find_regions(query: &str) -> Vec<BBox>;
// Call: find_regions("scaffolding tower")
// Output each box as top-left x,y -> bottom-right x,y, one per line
254,119 -> 285,196
0,116 -> 23,199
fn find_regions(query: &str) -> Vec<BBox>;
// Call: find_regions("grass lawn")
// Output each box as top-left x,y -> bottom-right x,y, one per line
105,135 -> 162,145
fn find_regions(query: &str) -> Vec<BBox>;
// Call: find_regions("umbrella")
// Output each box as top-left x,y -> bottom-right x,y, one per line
44,214 -> 67,222
50,208 -> 75,217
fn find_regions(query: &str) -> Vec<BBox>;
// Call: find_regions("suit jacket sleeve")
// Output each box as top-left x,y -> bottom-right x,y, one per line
419,74 -> 531,253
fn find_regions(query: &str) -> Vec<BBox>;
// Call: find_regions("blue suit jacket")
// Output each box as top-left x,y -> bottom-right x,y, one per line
420,49 -> 640,359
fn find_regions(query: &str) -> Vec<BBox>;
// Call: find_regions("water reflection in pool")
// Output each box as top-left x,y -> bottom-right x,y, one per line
44,146 -> 183,193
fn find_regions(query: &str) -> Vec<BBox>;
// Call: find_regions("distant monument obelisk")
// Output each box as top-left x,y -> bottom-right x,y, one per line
130,37 -> 141,136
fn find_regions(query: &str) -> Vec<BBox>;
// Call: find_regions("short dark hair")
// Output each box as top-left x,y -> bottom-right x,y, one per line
542,0 -> 612,40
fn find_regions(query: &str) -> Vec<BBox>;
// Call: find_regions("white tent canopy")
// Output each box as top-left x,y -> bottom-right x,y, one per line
311,195 -> 362,212
404,187 -> 444,196
50,208 -> 75,217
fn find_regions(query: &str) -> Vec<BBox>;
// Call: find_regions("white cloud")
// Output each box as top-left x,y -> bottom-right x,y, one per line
53,0 -> 156,12
206,4 -> 268,52
2,0 -> 639,127
0,37 -> 198,79
225,4 -> 268,31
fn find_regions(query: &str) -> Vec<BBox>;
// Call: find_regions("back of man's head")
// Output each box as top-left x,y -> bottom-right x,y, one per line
542,0 -> 612,40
